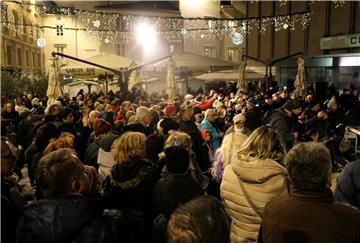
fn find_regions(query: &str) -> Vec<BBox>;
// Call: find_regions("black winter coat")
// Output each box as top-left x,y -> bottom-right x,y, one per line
334,160 -> 360,208
267,109 -> 294,149
103,160 -> 160,243
16,197 -> 130,243
152,173 -> 203,217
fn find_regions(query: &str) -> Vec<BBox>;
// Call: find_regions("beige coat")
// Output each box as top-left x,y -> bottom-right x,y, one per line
220,155 -> 288,243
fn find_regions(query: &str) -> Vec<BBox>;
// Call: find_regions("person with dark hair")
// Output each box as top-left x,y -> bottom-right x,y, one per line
259,142 -> 360,243
152,146 -> 203,217
334,160 -> 360,208
167,195 -> 230,243
265,100 -> 303,149
58,108 -> 75,134
17,148 -> 129,243
244,98 -> 262,132
2,137 -> 26,243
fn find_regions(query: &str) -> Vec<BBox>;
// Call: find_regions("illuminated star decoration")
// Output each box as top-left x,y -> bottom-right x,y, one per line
36,37 -> 46,48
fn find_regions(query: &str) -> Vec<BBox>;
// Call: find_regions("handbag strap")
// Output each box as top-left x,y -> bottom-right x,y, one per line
238,177 -> 263,218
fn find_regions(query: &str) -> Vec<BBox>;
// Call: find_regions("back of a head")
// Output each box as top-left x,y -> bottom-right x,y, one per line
167,195 -> 230,243
136,106 -> 150,122
113,132 -> 146,162
285,142 -> 331,191
165,146 -> 190,174
35,148 -> 84,197
237,125 -> 286,161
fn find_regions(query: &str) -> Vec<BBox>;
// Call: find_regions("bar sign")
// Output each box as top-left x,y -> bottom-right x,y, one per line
320,33 -> 360,50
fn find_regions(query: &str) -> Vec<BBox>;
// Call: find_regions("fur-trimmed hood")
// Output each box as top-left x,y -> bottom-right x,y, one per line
110,160 -> 156,190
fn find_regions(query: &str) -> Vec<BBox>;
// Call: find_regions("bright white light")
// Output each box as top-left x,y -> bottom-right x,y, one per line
232,32 -> 243,45
136,22 -> 156,50
340,56 -> 360,66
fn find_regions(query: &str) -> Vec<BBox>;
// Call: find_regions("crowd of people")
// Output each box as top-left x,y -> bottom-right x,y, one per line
1,82 -> 360,243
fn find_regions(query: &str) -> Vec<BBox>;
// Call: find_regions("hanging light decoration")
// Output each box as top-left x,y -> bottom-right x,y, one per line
1,1 -> 313,45
232,32 -> 244,45
36,37 -> 46,48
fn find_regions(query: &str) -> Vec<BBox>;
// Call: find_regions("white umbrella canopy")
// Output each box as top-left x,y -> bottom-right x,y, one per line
47,57 -> 65,105
60,52 -> 136,78
145,52 -> 238,72
294,57 -> 306,97
166,58 -> 177,99
128,60 -> 141,91
195,70 -> 265,81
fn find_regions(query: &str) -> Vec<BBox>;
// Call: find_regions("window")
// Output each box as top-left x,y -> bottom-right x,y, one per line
6,45 -> 12,65
32,52 -> 36,67
227,47 -> 238,62
116,17 -> 125,31
116,44 -> 126,56
26,50 -> 30,67
54,44 -> 66,59
56,25 -> 64,36
12,10 -> 19,36
29,22 -> 33,39
17,47 -> 22,66
22,17 -> 26,34
204,46 -> 216,58
37,53 -> 41,67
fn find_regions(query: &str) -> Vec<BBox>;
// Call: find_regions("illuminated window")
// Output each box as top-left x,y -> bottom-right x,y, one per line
227,47 -> 238,62
204,46 -> 216,58
12,10 -> 19,36
116,44 -> 126,56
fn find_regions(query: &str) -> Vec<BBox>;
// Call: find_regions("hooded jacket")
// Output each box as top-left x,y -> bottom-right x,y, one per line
16,197 -> 130,243
220,155 -> 288,242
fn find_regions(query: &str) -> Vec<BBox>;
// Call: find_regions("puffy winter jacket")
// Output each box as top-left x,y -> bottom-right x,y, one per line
220,155 -> 288,242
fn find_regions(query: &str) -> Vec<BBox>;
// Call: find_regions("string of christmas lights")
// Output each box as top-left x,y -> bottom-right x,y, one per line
1,0 -> 312,46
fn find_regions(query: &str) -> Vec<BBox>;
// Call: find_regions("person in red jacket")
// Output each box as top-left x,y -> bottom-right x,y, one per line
195,92 -> 217,111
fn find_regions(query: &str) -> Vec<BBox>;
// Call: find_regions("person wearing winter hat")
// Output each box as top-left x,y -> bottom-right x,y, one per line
152,146 -> 203,217
224,113 -> 249,136
164,104 -> 177,119
97,134 -> 119,182
93,119 -> 112,137
267,100 -> 303,149
156,118 -> 180,136
244,98 -> 262,132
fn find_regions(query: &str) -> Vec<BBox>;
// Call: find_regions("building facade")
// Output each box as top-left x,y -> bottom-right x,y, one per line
1,1 -> 45,78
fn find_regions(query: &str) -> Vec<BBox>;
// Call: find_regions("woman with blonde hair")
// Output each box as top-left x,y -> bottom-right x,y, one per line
220,126 -> 288,242
103,131 -> 160,242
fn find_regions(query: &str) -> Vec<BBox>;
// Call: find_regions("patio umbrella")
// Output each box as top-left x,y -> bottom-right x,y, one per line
60,52 -> 135,79
47,57 -> 65,106
146,52 -> 238,72
128,60 -> 140,91
166,58 -> 176,99
294,57 -> 306,97
236,59 -> 247,95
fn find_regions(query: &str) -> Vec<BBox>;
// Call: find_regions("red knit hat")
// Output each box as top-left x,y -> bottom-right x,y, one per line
93,119 -> 111,137
164,104 -> 176,116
